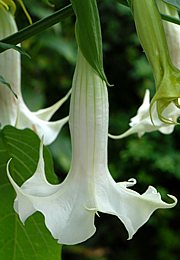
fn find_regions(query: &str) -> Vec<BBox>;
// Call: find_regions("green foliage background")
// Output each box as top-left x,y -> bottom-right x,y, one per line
14,0 -> 180,259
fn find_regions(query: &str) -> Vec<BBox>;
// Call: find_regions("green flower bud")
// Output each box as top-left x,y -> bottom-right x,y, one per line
132,0 -> 180,123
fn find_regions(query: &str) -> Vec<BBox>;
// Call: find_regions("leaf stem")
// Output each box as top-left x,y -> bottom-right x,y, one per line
0,4 -> 73,52
161,13 -> 180,25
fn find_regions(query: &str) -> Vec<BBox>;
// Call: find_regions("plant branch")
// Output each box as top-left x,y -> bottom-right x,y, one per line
0,4 -> 73,53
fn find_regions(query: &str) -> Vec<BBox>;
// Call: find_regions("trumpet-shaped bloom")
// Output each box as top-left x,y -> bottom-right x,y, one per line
132,0 -> 180,123
109,89 -> 180,139
0,7 -> 70,145
7,51 -> 177,245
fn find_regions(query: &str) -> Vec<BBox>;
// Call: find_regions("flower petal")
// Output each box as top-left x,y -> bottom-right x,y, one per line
7,160 -> 36,223
33,180 -> 96,245
95,172 -> 177,239
34,89 -> 71,121
135,89 -> 150,116
7,141 -> 96,245
16,101 -> 68,145
7,170 -> 97,245
109,89 -> 180,139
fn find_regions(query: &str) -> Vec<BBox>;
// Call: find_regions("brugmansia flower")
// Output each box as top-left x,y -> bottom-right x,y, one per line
132,0 -> 180,123
109,1 -> 180,139
7,51 -> 177,245
109,89 -> 180,139
0,6 -> 70,145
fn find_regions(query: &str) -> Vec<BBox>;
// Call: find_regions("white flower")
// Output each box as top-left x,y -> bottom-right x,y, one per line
109,89 -> 180,139
7,51 -> 177,245
0,7 -> 70,145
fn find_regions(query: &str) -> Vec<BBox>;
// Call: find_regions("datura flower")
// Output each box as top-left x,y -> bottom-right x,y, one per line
132,0 -> 180,123
7,51 -> 177,245
109,89 -> 180,139
0,6 -> 70,145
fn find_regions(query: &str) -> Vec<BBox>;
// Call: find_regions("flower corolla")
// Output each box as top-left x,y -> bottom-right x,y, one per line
7,51 -> 177,245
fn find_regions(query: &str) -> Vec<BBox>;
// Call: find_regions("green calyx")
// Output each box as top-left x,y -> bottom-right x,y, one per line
132,0 -> 180,123
151,64 -> 180,124
132,0 -> 171,85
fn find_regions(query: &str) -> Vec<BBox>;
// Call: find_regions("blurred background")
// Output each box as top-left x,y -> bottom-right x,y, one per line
16,0 -> 180,259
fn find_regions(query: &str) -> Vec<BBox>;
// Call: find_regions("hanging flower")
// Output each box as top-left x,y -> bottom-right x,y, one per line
7,51 -> 177,245
109,89 -> 180,139
0,6 -> 70,145
132,0 -> 180,124
109,1 -> 180,139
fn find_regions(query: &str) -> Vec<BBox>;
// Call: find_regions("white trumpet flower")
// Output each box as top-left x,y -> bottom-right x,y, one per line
0,7 -> 70,145
109,89 -> 180,139
7,51 -> 177,245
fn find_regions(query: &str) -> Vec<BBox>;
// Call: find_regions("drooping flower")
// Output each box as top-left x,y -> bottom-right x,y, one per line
132,0 -> 180,123
109,1 -> 180,139
109,89 -> 180,139
7,51 -> 177,245
0,6 -> 70,145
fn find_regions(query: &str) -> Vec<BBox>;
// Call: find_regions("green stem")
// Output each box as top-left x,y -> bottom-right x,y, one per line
0,4 -> 73,52
0,3 -> 179,54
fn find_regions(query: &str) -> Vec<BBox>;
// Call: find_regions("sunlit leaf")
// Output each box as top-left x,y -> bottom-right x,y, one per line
0,126 -> 61,260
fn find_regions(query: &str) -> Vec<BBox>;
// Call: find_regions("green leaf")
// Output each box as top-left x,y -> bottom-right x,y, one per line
0,75 -> 18,98
71,0 -> 108,83
0,126 -> 61,260
163,0 -> 180,10
0,42 -> 30,57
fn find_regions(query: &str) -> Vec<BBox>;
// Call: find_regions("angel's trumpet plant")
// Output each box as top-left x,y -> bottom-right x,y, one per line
132,0 -> 180,124
0,6 -> 70,145
7,51 -> 177,245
